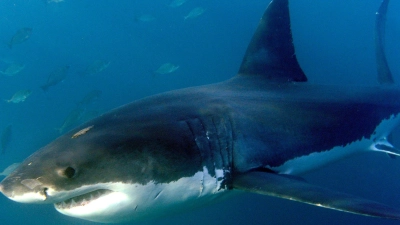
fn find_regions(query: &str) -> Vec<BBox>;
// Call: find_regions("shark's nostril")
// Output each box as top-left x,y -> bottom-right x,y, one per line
43,188 -> 48,199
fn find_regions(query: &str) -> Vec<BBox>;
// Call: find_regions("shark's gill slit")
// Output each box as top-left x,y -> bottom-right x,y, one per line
154,191 -> 162,200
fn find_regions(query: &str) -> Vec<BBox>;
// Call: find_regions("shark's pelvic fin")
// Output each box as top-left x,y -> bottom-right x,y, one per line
233,172 -> 400,220
237,0 -> 307,82
376,0 -> 394,84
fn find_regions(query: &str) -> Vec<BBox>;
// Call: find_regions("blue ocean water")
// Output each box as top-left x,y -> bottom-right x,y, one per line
0,0 -> 400,224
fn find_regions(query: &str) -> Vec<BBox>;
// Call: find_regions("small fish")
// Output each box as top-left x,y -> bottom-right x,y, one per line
169,0 -> 187,8
154,63 -> 179,75
80,110 -> 100,122
5,90 -> 32,103
0,163 -> 20,176
1,125 -> 12,154
45,0 -> 64,3
77,90 -> 102,106
71,125 -> 94,139
41,65 -> 70,91
7,28 -> 32,49
184,7 -> 205,20
81,60 -> 110,76
0,63 -> 25,76
56,107 -> 84,133
135,14 -> 156,22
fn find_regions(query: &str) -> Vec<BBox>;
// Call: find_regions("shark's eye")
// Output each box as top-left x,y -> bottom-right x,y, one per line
63,167 -> 76,178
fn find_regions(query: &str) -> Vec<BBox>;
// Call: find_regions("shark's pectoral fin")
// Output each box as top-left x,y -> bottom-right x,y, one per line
233,171 -> 400,220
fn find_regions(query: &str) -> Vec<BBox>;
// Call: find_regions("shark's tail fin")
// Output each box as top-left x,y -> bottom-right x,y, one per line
376,0 -> 394,84
372,0 -> 400,158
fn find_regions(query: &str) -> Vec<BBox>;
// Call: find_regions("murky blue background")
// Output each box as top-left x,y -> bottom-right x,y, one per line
1,0 -> 400,224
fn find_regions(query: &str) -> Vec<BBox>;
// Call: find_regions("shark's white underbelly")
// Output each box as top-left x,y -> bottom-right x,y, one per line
269,113 -> 400,175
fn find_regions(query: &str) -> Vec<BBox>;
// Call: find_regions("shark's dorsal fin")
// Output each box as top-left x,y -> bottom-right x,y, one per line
237,0 -> 307,82
375,0 -> 394,84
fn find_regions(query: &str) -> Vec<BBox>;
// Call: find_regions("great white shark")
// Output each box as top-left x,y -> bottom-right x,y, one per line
1,0 -> 400,223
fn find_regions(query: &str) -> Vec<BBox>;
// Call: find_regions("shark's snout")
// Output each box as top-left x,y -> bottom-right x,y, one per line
0,176 -> 48,203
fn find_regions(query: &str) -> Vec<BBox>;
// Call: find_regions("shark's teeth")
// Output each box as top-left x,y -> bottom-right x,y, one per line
55,189 -> 113,209
70,199 -> 77,207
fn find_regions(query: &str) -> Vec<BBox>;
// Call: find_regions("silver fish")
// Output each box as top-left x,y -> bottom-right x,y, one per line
45,0 -> 64,3
154,63 -> 179,75
184,7 -> 205,20
7,28 -> 32,49
77,90 -> 102,106
0,63 -> 25,76
5,90 -> 32,103
169,0 -> 187,8
0,163 -> 20,176
80,110 -> 100,123
41,65 -> 70,91
82,60 -> 110,76
56,107 -> 85,134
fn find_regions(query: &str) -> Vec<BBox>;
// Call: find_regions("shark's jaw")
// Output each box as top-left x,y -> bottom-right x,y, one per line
57,170 -> 227,223
53,185 -> 130,223
54,189 -> 115,210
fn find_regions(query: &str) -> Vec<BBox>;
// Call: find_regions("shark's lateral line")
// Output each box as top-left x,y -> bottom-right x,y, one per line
1,0 -> 400,223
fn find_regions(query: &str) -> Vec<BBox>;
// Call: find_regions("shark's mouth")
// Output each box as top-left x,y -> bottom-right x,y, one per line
54,189 -> 113,210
